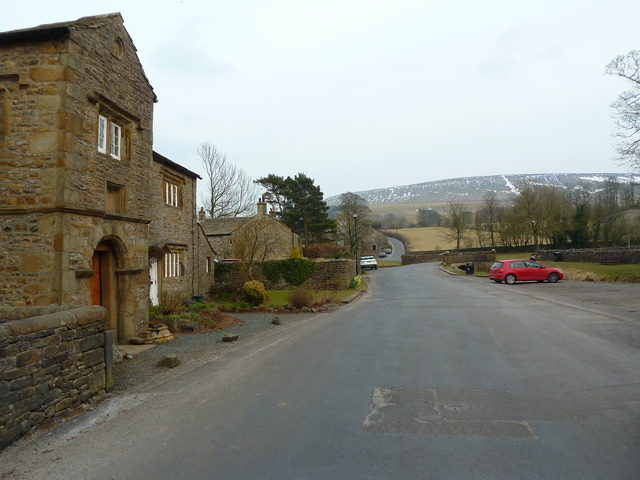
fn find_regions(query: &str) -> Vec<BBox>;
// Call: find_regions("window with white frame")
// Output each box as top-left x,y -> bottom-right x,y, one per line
98,115 -> 107,153
97,113 -> 125,160
110,122 -> 121,159
163,252 -> 182,278
164,177 -> 181,207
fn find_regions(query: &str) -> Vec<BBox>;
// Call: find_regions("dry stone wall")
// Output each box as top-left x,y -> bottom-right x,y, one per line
0,305 -> 111,450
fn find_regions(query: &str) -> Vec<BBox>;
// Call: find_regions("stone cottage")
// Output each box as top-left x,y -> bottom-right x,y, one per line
0,14 -> 157,342
150,152 -> 215,304
201,198 -> 301,262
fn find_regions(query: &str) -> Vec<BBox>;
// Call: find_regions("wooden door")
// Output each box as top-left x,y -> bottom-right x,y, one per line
90,252 -> 101,305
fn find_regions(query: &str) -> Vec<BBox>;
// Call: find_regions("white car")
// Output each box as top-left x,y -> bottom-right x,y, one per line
360,255 -> 378,270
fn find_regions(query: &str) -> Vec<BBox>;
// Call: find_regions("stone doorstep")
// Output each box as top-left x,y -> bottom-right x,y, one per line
118,343 -> 156,357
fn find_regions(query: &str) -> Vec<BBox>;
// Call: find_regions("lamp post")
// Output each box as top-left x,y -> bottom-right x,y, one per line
530,219 -> 537,250
353,213 -> 359,275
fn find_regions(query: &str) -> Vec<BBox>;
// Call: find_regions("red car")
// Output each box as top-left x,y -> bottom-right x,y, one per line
489,259 -> 564,284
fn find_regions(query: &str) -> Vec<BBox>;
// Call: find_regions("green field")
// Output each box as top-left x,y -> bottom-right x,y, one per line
385,226 -> 458,251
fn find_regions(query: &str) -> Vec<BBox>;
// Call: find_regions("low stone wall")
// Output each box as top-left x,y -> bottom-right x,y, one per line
403,250 -> 498,272
213,259 -> 356,292
0,306 -> 112,450
302,259 -> 355,290
402,252 -> 444,265
535,247 -> 640,264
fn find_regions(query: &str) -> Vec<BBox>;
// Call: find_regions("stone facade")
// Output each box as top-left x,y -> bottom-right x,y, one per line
201,200 -> 301,261
0,14 -> 156,341
0,305 -> 111,450
149,152 -> 215,303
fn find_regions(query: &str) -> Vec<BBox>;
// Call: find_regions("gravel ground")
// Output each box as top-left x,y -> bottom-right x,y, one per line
112,310 -> 326,393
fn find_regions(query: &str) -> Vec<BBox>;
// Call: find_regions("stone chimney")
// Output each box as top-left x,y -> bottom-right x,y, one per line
257,195 -> 267,216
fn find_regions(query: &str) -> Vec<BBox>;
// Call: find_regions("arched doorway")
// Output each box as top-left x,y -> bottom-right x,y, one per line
90,241 -> 119,338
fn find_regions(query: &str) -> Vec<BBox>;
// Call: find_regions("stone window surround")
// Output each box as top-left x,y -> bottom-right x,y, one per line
106,181 -> 125,213
163,243 -> 188,278
89,93 -> 140,161
162,171 -> 184,208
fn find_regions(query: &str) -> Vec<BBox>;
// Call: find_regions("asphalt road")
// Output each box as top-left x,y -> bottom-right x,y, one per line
383,236 -> 405,261
2,264 -> 639,479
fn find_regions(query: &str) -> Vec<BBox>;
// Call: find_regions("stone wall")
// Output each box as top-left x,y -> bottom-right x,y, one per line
213,259 -> 356,292
0,305 -> 111,450
535,247 -> 640,263
402,252 -> 444,265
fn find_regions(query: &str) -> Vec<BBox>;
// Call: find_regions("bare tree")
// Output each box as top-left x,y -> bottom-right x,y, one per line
197,142 -> 258,218
336,192 -> 372,254
481,191 -> 500,248
232,218 -> 281,280
444,201 -> 471,250
605,50 -> 640,172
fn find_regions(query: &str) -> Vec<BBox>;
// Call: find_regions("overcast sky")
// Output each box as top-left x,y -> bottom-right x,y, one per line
2,1 -> 639,199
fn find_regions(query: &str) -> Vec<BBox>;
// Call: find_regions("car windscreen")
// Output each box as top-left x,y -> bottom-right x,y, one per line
491,262 -> 503,268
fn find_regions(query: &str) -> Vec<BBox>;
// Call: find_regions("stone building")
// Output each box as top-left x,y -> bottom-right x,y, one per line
201,199 -> 301,261
0,14 -> 156,342
150,152 -> 215,304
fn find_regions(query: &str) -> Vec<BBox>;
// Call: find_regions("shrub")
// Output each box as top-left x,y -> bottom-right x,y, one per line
349,275 -> 363,289
261,260 -> 283,284
304,243 -> 345,259
149,305 -> 163,320
261,258 -> 316,286
281,257 -> 316,286
214,261 -> 233,280
217,301 -> 252,312
241,280 -> 267,306
290,247 -> 302,258
288,287 -> 313,309
158,291 -> 187,315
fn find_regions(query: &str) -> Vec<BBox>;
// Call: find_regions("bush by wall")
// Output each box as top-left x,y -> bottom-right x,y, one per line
261,258 -> 316,286
241,280 -> 267,306
213,259 -> 354,292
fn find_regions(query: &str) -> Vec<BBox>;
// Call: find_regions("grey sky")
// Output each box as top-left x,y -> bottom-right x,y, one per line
2,0 -> 639,198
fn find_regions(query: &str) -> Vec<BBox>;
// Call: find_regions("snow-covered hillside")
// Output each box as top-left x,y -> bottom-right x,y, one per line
325,173 -> 640,206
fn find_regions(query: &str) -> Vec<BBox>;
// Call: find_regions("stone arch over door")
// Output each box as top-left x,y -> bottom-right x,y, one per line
87,230 -> 143,343
90,237 -> 125,340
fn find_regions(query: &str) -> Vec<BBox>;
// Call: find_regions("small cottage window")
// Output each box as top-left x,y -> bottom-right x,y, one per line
164,177 -> 181,207
164,252 -> 182,277
113,38 -> 125,59
106,182 -> 124,213
97,111 -> 128,160
98,115 -> 107,153
110,122 -> 121,159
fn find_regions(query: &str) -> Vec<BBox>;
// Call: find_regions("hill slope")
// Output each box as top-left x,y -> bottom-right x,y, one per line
326,173 -> 640,206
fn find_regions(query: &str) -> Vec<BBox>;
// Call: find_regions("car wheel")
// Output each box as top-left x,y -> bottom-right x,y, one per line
548,272 -> 559,283
505,274 -> 516,285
